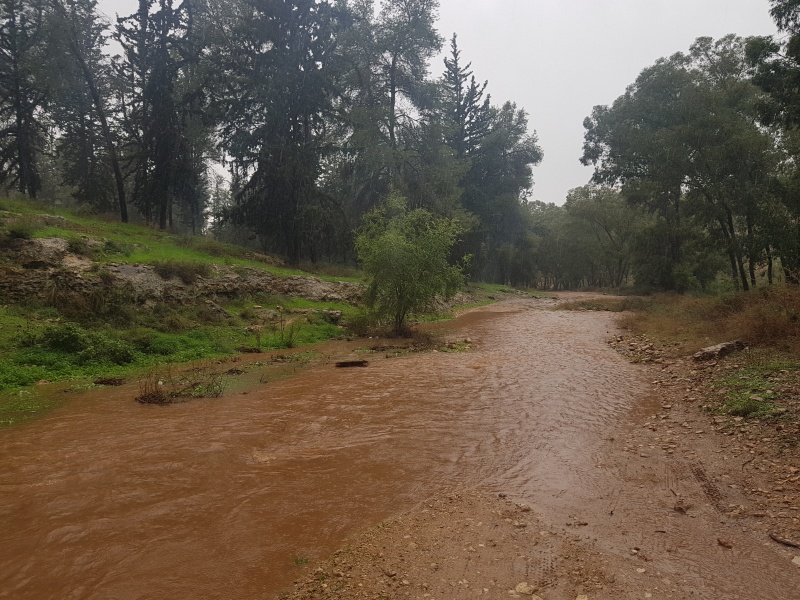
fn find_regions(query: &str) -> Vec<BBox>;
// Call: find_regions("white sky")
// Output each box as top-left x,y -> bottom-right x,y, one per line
98,0 -> 779,205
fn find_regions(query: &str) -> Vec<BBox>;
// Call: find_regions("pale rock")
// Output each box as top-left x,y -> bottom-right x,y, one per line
514,582 -> 536,595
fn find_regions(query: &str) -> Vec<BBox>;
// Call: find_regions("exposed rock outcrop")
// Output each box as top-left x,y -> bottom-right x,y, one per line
0,237 -> 363,307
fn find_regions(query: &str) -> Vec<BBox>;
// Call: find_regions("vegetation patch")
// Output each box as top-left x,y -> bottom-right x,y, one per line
0,289 -> 356,417
619,288 -> 800,355
708,353 -> 798,420
356,197 -> 466,334
152,259 -> 212,284
136,364 -> 227,405
557,296 -> 650,313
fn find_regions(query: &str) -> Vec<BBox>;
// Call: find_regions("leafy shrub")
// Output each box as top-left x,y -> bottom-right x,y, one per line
26,323 -> 135,365
144,333 -> 184,356
76,335 -> 136,365
66,237 -> 94,257
345,310 -> 377,337
40,322 -> 91,353
152,260 -> 211,284
356,196 -> 465,334
123,328 -> 157,352
0,363 -> 50,391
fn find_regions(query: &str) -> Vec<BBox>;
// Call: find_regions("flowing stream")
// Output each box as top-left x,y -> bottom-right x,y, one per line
1,299 -> 796,599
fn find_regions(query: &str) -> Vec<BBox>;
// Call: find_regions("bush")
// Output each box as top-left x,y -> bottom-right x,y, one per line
152,260 -> 211,284
76,335 -> 136,365
356,196 -> 465,334
6,222 -> 38,240
66,237 -> 94,257
40,322 -> 91,353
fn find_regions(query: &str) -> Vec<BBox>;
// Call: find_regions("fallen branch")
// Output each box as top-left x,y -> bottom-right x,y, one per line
335,360 -> 369,368
769,532 -> 800,549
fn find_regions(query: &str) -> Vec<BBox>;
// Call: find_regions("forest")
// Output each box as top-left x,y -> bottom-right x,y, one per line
2,0 -> 800,292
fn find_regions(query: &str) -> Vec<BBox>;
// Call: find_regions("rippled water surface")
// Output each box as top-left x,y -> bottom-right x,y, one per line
1,299 -> 796,599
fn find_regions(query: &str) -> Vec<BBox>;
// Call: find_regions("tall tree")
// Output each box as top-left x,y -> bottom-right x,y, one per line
375,0 -> 442,151
115,0 -> 209,229
0,0 -> 48,197
49,0 -> 128,220
440,33 -> 491,159
747,0 -> 800,281
582,36 -> 779,291
459,101 -> 543,281
213,0 -> 341,263
564,186 -> 637,288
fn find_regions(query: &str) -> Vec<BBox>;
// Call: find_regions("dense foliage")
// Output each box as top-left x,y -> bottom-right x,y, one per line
0,0 -> 542,280
356,195 -> 464,333
3,1 -> 800,291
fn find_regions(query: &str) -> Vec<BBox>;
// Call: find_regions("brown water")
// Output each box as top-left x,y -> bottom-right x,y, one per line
1,299 -> 797,599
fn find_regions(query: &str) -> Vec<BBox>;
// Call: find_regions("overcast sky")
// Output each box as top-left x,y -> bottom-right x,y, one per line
98,0 -> 779,205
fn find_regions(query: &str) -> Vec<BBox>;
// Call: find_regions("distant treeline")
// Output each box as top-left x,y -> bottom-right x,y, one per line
2,0 -> 800,290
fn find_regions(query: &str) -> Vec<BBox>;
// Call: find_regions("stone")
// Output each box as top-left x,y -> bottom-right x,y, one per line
692,341 -> 744,361
514,582 -> 536,595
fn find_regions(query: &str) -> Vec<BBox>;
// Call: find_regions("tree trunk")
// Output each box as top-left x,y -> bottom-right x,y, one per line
766,246 -> 773,285
726,210 -> 749,291
718,217 -> 740,290
746,213 -> 756,288
388,52 -> 398,151
73,42 -> 128,222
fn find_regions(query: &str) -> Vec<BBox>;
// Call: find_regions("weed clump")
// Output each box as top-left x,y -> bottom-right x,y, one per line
152,260 -> 211,284
136,365 -> 227,404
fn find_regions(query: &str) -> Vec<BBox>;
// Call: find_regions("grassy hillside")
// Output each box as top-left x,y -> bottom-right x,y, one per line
0,199 -> 509,426
0,199 -> 369,425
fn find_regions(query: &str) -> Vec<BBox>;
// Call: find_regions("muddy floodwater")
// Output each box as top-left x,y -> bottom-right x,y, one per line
1,299 -> 797,599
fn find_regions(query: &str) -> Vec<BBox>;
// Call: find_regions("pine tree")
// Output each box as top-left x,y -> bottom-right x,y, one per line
49,0 -> 128,219
441,34 -> 491,158
0,0 -> 48,197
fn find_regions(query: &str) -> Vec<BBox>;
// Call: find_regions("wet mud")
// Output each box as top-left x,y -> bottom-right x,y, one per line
1,297 -> 797,599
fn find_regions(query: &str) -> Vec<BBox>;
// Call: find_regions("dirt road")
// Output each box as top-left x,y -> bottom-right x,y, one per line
1,297 -> 798,599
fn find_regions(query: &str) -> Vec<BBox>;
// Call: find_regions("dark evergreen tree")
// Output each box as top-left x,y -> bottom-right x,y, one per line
49,0 -> 128,219
213,0 -> 342,263
115,0 -> 210,229
0,0 -> 48,198
440,34 -> 491,159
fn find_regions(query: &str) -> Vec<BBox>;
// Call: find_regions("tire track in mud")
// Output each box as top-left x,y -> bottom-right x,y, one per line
690,462 -> 728,513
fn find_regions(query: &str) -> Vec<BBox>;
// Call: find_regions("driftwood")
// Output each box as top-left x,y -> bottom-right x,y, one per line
335,360 -> 369,368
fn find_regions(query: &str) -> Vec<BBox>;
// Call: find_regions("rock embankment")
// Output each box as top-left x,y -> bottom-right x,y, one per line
0,237 -> 363,306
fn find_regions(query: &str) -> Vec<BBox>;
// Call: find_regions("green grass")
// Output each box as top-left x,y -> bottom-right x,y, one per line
0,199 -> 508,426
0,197 -> 360,283
710,353 -> 797,419
0,286 -> 354,425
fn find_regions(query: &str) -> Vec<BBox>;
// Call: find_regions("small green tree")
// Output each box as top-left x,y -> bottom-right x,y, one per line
356,196 -> 465,334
